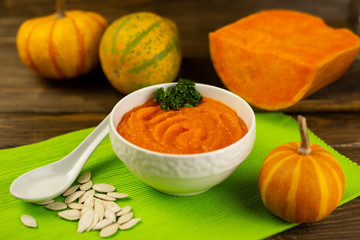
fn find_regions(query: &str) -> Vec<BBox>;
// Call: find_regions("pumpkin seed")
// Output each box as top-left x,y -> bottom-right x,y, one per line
44,202 -> 67,210
87,212 -> 99,232
102,200 -> 116,208
78,171 -> 91,184
116,206 -> 131,216
35,199 -> 54,205
68,202 -> 83,210
62,185 -> 80,197
107,192 -> 129,199
77,209 -> 94,233
117,212 -> 133,224
81,204 -> 94,216
111,204 -> 121,213
93,218 -> 113,230
84,195 -> 95,206
92,183 -> 115,193
101,201 -> 121,213
94,198 -> 104,221
119,218 -> 141,230
100,223 -> 119,238
58,209 -> 81,221
22,171 -> 140,236
21,215 -> 37,228
80,180 -> 93,191
104,208 -> 116,222
94,194 -> 116,201
79,189 -> 95,203
65,190 -> 85,204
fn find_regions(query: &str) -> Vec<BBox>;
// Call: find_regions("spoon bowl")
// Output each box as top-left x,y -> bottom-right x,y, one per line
10,115 -> 110,202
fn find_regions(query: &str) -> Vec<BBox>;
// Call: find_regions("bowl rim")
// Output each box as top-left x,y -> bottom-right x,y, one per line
109,82 -> 256,158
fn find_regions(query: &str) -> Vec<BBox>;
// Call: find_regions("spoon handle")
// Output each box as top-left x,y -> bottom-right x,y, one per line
65,114 -> 110,172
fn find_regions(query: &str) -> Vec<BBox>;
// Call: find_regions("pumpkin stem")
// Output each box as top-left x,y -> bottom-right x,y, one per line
56,0 -> 66,19
297,115 -> 312,155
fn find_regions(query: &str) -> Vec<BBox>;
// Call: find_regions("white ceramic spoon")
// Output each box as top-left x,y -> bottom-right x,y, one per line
10,115 -> 110,202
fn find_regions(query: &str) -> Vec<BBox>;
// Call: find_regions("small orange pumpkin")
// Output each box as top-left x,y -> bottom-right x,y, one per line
258,116 -> 345,223
16,0 -> 107,79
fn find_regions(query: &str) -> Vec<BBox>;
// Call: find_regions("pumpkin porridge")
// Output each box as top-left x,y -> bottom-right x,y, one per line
117,97 -> 248,154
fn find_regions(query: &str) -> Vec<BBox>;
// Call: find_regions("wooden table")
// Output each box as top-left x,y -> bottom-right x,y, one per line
1,0 -> 359,238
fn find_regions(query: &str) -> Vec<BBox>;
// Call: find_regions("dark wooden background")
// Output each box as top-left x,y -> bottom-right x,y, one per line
1,0 -> 360,239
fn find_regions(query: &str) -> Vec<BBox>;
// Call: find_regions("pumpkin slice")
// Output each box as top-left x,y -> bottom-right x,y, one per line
209,10 -> 360,110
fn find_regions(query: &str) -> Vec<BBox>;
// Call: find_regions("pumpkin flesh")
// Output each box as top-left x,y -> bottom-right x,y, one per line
209,10 -> 360,110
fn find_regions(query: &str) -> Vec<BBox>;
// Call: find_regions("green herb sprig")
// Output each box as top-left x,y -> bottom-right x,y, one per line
154,79 -> 203,111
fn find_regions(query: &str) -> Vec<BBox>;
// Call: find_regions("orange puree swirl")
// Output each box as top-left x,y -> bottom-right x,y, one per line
117,97 -> 248,154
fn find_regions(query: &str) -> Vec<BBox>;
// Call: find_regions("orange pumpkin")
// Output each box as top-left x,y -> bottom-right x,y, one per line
209,10 -> 360,110
258,116 -> 345,223
16,0 -> 107,79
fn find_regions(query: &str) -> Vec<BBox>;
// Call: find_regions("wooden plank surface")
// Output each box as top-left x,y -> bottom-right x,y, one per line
1,0 -> 360,239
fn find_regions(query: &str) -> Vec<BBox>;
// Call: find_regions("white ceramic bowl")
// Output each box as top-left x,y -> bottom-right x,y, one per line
109,83 -> 256,196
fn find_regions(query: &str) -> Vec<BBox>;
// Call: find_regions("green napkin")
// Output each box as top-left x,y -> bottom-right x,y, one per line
1,113 -> 360,239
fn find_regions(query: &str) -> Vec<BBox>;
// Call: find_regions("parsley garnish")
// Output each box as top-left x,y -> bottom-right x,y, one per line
154,79 -> 203,111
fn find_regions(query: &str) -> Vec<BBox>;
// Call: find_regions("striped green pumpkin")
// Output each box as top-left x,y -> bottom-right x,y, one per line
99,12 -> 181,94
